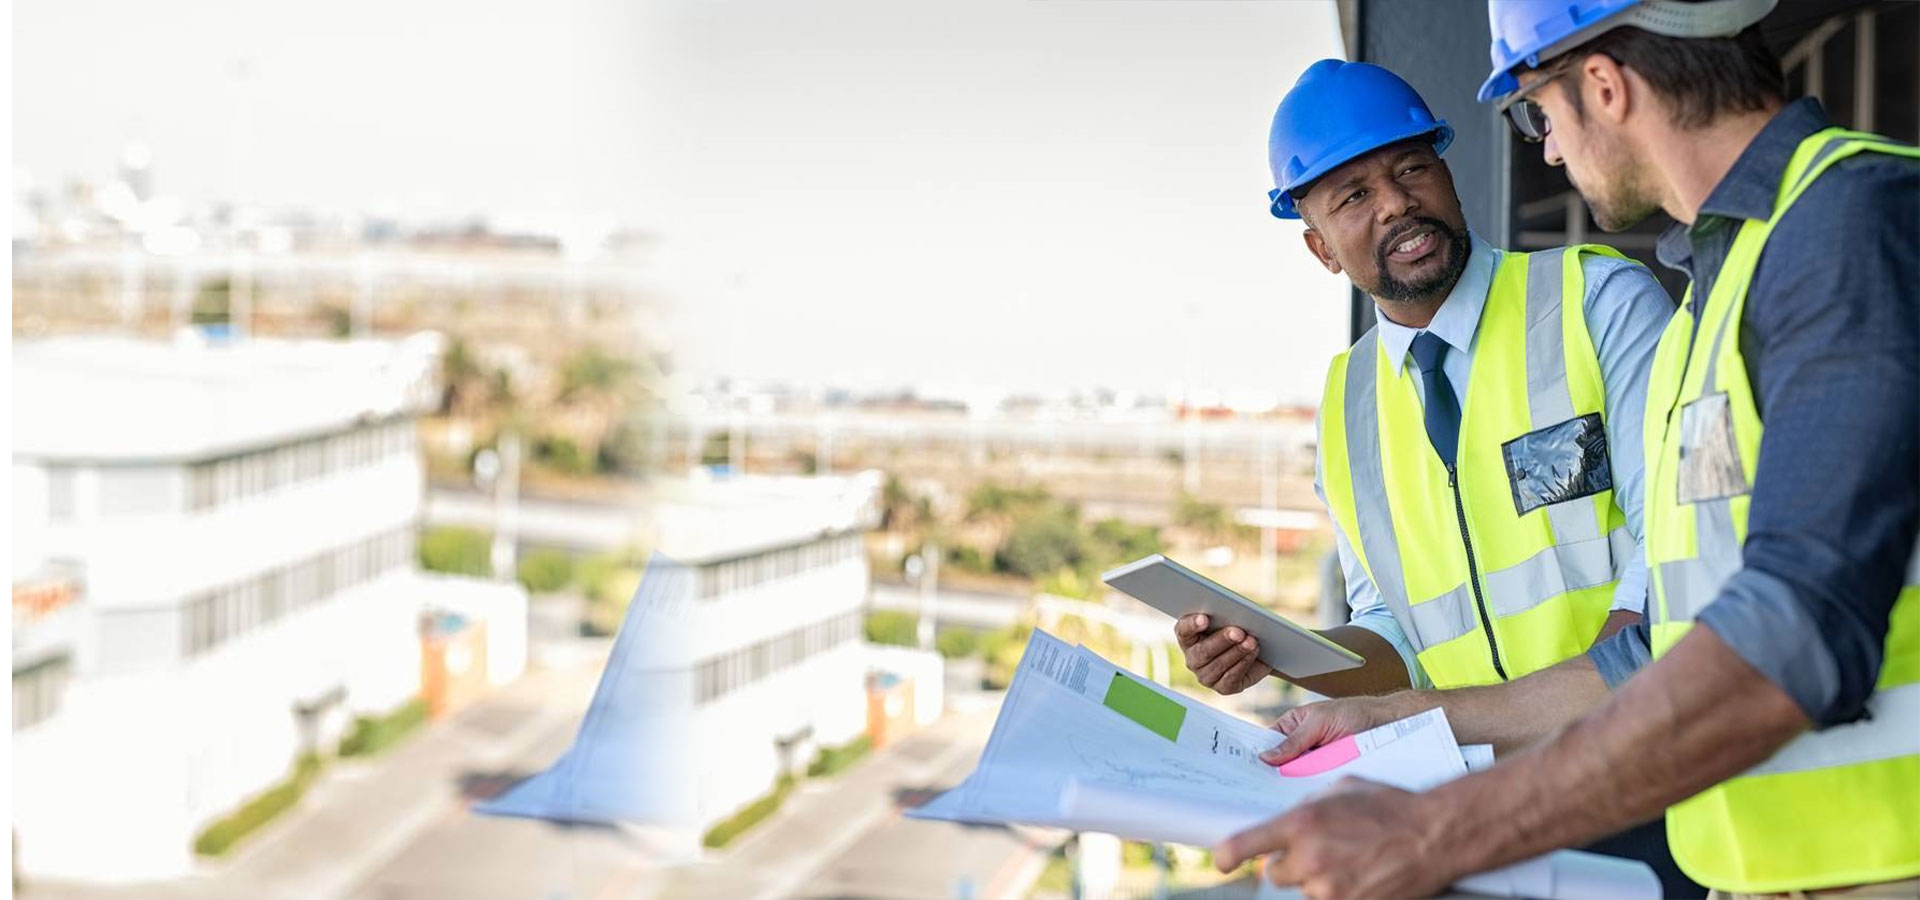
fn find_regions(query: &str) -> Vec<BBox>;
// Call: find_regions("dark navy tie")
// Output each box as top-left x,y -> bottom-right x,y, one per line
1410,332 -> 1461,469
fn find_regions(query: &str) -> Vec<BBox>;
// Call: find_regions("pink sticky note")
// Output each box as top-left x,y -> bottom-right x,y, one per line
1274,735 -> 1360,777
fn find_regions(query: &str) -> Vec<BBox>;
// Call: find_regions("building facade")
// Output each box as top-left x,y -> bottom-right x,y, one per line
653,472 -> 883,836
9,333 -> 512,883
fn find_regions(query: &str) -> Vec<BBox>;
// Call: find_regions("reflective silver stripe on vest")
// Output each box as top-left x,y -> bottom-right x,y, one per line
1524,248 -> 1605,549
1654,498 -> 1744,623
1342,328 -> 1429,646
1482,525 -> 1636,617
1741,681 -> 1920,779
1341,249 -> 1630,656
1407,583 -> 1479,648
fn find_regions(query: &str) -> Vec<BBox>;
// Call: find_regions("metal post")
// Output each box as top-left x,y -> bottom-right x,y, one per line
1854,9 -> 1876,133
491,431 -> 522,582
916,544 -> 940,650
1564,193 -> 1587,246
353,254 -> 375,338
118,237 -> 144,330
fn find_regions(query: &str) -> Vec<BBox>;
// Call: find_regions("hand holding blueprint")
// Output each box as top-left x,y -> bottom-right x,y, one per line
909,629 -> 1657,899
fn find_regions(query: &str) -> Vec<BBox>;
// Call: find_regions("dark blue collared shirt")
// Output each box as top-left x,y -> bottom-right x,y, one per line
1588,98 -> 1920,728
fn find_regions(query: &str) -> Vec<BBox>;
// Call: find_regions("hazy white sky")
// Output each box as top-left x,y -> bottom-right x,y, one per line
14,0 -> 1354,402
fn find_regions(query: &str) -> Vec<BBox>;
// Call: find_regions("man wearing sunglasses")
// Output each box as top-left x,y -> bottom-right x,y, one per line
1172,57 -> 1692,890
1212,1 -> 1920,897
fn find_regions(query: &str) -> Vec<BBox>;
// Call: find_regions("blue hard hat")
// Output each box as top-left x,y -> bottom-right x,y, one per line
1478,0 -> 1779,103
1267,60 -> 1453,220
1479,0 -> 1639,102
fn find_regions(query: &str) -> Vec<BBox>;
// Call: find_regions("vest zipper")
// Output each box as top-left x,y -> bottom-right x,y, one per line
1449,463 -> 1508,681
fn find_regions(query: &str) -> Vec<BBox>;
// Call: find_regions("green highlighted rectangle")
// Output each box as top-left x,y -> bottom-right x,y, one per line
1102,673 -> 1186,742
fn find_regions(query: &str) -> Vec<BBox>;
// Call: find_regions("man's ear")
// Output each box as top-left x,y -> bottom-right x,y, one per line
1302,227 -> 1342,276
1580,54 -> 1632,125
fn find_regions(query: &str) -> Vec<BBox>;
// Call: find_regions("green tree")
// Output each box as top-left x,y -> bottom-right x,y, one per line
996,508 -> 1088,578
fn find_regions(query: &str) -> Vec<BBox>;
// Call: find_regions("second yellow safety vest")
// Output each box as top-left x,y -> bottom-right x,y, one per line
1645,127 -> 1920,893
1320,245 -> 1636,688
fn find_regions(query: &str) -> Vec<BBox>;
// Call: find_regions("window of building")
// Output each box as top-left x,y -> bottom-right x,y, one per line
12,655 -> 73,731
177,526 -> 412,658
46,467 -> 78,522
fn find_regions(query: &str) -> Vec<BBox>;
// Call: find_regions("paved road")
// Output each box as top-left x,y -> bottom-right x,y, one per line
869,583 -> 1031,629
18,653 -> 606,900
654,703 -> 1059,900
20,639 -> 1054,900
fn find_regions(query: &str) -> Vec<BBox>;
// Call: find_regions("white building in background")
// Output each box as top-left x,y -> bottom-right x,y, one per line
649,472 -> 887,835
477,470 -> 911,854
10,333 -> 524,883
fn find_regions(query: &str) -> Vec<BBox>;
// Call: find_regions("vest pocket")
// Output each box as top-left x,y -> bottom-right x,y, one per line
1676,392 -> 1750,504
1502,412 -> 1613,516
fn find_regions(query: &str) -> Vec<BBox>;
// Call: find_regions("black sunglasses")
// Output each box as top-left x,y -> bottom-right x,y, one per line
1500,68 -> 1567,143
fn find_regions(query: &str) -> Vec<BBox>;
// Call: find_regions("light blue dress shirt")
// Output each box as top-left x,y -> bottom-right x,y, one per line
1314,233 -> 1674,688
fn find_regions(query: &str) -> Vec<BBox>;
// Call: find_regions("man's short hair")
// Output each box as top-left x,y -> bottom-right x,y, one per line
1556,23 -> 1785,130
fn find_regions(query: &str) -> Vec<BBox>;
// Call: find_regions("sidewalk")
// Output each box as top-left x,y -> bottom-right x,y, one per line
21,654 -> 602,900
651,704 -> 1062,900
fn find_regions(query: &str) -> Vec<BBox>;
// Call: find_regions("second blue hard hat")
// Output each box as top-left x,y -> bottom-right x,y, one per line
1478,0 -> 1779,103
1267,59 -> 1453,220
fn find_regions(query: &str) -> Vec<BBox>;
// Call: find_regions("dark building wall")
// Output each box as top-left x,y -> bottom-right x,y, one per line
1347,0 -> 1918,339
1347,0 -> 1511,339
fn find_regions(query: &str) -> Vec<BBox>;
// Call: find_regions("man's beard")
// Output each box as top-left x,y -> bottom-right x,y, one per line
1369,216 -> 1470,305
1569,136 -> 1661,232
1580,172 -> 1661,232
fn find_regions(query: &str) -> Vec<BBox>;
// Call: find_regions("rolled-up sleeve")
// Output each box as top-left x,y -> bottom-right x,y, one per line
1587,619 -> 1653,690
1693,159 -> 1920,727
1579,255 -> 1675,616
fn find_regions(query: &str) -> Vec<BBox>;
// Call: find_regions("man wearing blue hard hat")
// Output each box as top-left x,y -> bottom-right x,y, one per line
1174,55 -> 1690,890
1177,58 -> 1674,701
1215,2 -> 1920,897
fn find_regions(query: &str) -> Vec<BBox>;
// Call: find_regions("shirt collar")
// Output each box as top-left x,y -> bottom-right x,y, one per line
1656,98 -> 1832,273
1375,231 -> 1498,377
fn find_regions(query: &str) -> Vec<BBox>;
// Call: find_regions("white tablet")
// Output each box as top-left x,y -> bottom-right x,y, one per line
1101,554 -> 1363,678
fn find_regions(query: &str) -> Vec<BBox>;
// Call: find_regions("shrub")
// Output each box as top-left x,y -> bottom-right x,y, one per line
1039,567 -> 1099,600
516,549 -> 575,594
533,434 -> 593,476
806,735 -> 872,779
419,526 -> 491,577
864,610 -> 919,648
981,623 -> 1033,690
934,627 -> 982,660
338,698 -> 430,758
702,774 -> 795,849
1175,493 -> 1232,539
193,754 -> 324,856
943,543 -> 993,574
1089,518 -> 1163,566
580,558 -> 643,636
965,481 -> 1052,520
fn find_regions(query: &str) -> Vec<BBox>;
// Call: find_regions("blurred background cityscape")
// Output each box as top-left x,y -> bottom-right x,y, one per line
13,1 -> 1364,898
18,0 -> 1913,896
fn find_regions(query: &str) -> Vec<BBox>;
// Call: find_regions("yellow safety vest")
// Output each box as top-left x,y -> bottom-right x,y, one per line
1644,127 -> 1920,892
1321,245 -> 1636,688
